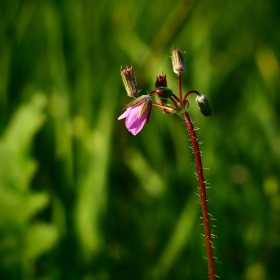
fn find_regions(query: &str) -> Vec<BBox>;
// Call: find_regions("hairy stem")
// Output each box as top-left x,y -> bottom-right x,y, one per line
184,111 -> 215,280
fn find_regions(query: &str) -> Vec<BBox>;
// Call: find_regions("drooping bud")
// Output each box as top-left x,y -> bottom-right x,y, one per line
155,73 -> 167,87
120,66 -> 139,98
195,94 -> 212,117
171,47 -> 185,75
155,87 -> 174,99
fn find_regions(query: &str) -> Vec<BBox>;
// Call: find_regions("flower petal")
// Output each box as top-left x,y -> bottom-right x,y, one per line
118,109 -> 130,120
118,96 -> 152,135
128,117 -> 147,135
125,106 -> 140,128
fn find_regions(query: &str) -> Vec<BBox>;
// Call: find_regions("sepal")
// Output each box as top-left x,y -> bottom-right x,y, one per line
155,87 -> 174,99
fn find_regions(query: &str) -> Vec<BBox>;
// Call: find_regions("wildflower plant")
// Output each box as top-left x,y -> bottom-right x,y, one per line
118,47 -> 216,279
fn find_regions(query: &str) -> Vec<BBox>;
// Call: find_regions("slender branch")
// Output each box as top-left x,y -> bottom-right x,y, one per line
184,111 -> 216,280
178,72 -> 183,101
169,96 -> 181,110
182,89 -> 200,103
148,89 -> 156,96
152,103 -> 170,109
152,103 -> 175,115
171,93 -> 181,103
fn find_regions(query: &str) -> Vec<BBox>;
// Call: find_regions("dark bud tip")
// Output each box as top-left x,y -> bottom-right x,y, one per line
155,73 -> 167,87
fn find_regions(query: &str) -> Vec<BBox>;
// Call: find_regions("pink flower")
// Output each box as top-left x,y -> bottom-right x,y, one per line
118,95 -> 152,135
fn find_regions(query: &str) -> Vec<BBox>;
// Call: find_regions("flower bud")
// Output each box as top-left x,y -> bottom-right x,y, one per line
195,94 -> 212,117
155,87 -> 174,99
155,73 -> 167,87
171,48 -> 185,74
154,93 -> 167,105
120,66 -> 139,98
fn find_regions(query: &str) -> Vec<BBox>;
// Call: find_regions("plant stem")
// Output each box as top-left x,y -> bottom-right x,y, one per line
178,72 -> 183,101
184,111 -> 215,280
182,90 -> 200,103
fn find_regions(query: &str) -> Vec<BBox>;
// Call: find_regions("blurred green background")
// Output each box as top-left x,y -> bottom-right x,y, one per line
1,0 -> 280,279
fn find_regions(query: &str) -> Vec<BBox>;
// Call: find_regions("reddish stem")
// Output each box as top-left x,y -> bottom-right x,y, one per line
152,103 -> 168,109
169,96 -> 180,110
184,111 -> 215,280
182,89 -> 200,103
152,103 -> 174,111
178,72 -> 183,101
171,93 -> 181,103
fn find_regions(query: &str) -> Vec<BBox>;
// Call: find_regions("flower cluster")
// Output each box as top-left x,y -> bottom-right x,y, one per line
118,48 -> 211,135
118,48 -> 216,279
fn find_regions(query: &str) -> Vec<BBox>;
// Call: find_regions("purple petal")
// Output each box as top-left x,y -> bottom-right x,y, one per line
118,108 -> 130,120
118,100 -> 150,135
125,106 -> 148,135
125,106 -> 140,128
129,117 -> 147,135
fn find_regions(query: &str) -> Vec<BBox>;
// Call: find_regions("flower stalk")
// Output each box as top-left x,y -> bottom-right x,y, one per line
184,111 -> 215,280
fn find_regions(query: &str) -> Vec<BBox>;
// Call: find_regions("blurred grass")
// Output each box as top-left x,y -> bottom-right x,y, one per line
0,0 -> 280,279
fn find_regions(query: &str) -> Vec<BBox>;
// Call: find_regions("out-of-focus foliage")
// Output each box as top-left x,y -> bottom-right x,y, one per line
0,0 -> 280,279
0,94 -> 57,279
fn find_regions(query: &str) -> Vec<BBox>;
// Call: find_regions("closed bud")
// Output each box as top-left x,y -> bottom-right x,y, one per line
196,94 -> 212,117
155,87 -> 174,99
171,47 -> 185,74
120,66 -> 139,98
